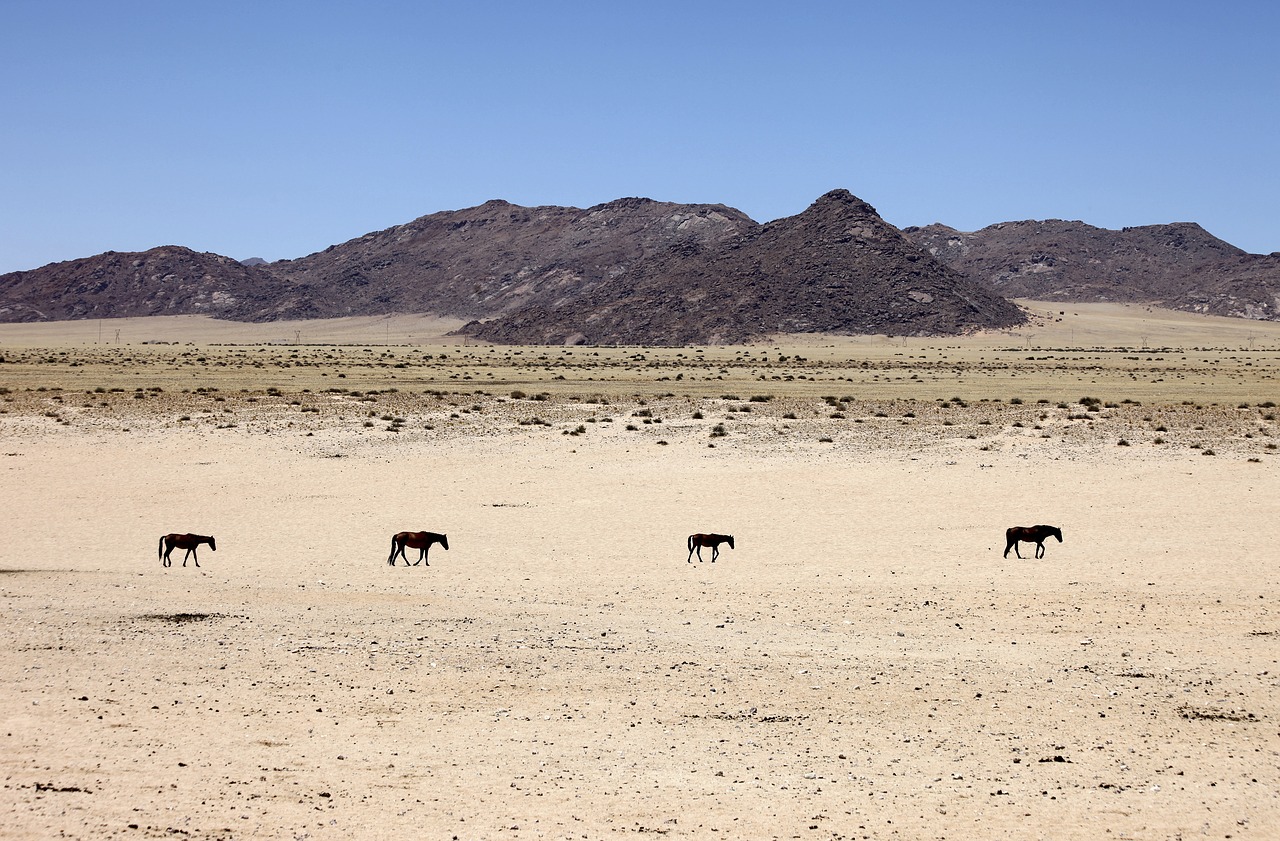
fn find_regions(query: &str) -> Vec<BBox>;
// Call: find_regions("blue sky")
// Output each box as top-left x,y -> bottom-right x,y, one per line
2,1 -> 1277,274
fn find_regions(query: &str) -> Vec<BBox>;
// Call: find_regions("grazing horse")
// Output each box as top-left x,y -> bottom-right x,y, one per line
388,531 -> 449,566
159,533 -> 216,568
688,533 -> 734,563
1004,525 -> 1062,559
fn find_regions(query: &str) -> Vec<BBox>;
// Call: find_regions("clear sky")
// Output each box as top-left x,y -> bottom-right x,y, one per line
2,1 -> 1277,274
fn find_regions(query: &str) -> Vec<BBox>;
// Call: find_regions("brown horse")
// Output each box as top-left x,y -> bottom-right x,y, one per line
159,533 -> 216,567
688,533 -> 734,563
388,531 -> 449,566
1004,525 -> 1062,559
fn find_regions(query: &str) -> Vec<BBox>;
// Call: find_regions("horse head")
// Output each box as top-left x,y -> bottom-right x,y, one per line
1052,527 -> 1062,543
726,535 -> 735,549
208,536 -> 217,551
439,534 -> 449,551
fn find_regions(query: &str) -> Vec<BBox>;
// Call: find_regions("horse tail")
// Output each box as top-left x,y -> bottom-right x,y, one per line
158,535 -> 165,560
688,534 -> 694,552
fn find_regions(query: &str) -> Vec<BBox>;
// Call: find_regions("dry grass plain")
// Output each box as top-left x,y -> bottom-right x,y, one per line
2,301 -> 1279,840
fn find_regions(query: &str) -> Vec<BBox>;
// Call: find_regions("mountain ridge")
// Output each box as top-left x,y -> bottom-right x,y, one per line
4,190 -> 1278,342
902,219 -> 1280,320
463,190 -> 1023,344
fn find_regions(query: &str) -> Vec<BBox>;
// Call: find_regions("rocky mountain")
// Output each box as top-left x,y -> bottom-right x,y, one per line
0,246 -> 269,322
464,190 -> 1024,344
225,198 -> 755,322
903,220 -> 1280,320
0,191 -> 1023,342
13,190 -> 1277,343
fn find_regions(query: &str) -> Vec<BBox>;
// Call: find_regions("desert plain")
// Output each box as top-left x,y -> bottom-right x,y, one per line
1,301 -> 1279,840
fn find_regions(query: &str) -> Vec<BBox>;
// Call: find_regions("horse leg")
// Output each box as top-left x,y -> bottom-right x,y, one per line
388,539 -> 399,566
1035,541 -> 1045,559
1003,539 -> 1013,559
687,546 -> 695,563
1013,541 -> 1024,559
710,545 -> 718,562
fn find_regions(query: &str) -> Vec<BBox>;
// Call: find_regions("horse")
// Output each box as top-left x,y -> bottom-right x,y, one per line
1003,525 -> 1062,559
159,533 -> 216,568
688,533 -> 734,563
388,531 -> 449,566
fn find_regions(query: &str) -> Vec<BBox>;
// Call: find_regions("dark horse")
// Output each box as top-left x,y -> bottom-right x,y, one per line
1004,525 -> 1062,559
688,533 -> 734,563
159,533 -> 216,567
388,531 -> 449,566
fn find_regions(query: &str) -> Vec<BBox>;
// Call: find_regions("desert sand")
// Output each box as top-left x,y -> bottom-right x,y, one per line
2,302 -> 1278,840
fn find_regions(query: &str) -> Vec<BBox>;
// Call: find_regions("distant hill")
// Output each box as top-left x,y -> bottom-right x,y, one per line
0,191 -> 1024,342
463,190 -> 1023,344
7,190 -> 1278,343
230,197 -> 755,322
903,220 -> 1280,320
0,246 -> 268,322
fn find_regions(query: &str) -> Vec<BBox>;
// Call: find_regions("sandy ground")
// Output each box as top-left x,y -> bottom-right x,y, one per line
2,305 -> 1279,839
